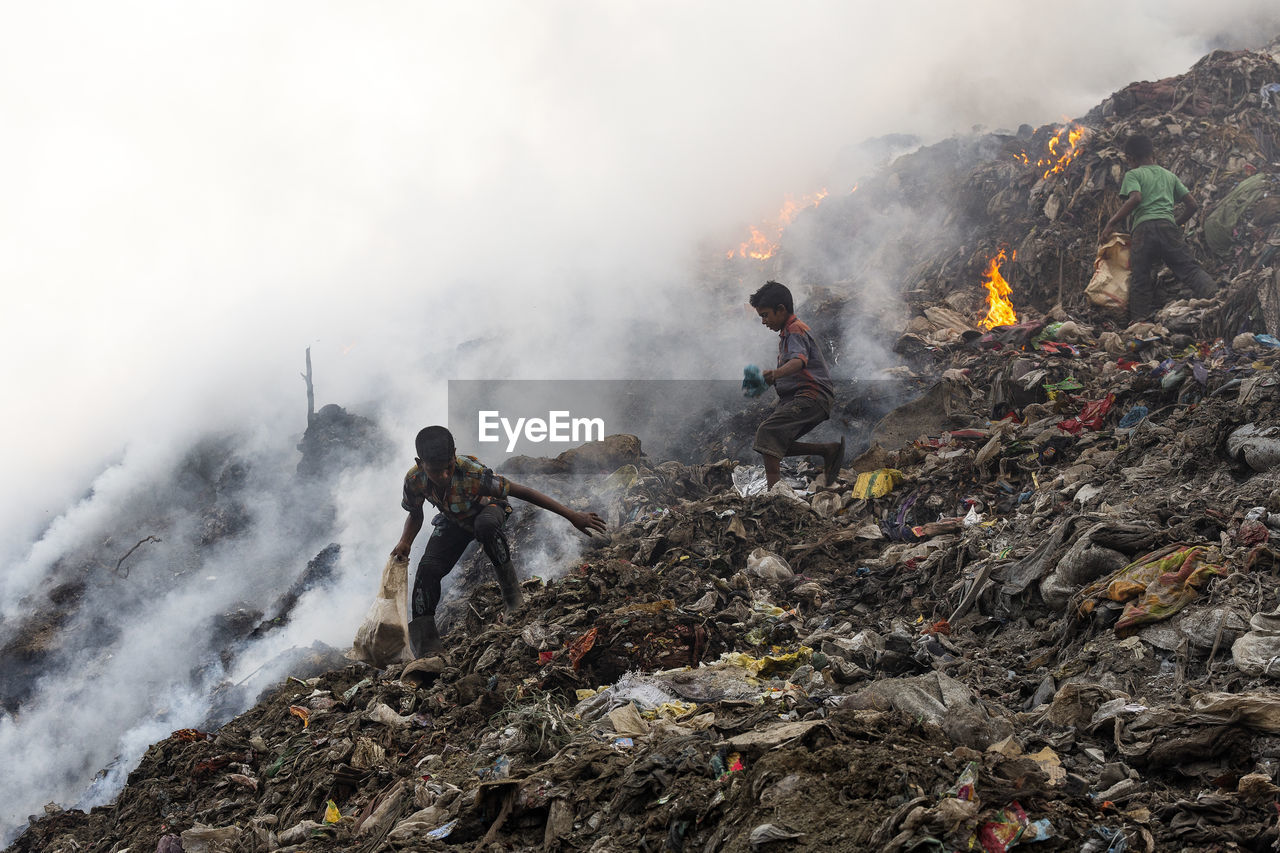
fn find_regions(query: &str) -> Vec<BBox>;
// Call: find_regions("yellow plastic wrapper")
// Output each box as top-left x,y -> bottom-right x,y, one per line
852,469 -> 904,499
324,799 -> 341,824
648,700 -> 698,720
721,647 -> 813,677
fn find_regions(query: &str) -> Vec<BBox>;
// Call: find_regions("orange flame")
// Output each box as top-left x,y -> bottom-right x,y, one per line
978,249 -> 1018,329
1012,123 -> 1087,179
729,189 -> 830,260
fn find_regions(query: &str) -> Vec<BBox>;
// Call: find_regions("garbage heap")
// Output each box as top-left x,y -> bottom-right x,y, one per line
16,311 -> 1280,850
18,41 -> 1280,853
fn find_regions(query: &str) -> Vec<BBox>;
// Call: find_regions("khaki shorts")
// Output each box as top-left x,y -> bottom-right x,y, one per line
753,395 -> 831,459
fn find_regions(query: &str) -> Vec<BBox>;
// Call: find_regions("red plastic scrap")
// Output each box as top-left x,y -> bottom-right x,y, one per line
1237,520 -> 1271,546
977,800 -> 1029,852
538,650 -> 555,665
1037,341 -> 1080,356
923,619 -> 952,636
566,626 -> 598,671
1057,393 -> 1115,434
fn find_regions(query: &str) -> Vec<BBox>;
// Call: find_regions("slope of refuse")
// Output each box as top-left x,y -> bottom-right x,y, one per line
14,39 -> 1280,853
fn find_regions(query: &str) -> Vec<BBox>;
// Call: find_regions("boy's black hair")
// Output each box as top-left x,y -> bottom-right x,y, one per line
749,280 -> 794,314
1123,134 -> 1154,161
415,426 -> 455,465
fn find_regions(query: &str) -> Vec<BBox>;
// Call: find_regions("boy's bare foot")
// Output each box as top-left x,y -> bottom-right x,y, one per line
822,437 -> 845,487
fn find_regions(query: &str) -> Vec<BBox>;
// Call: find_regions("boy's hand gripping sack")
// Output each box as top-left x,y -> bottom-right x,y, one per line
348,555 -> 413,666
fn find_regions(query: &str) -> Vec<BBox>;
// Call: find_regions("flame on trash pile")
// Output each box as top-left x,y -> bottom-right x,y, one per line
1012,124 -> 1088,180
978,249 -> 1018,329
727,189 -> 831,260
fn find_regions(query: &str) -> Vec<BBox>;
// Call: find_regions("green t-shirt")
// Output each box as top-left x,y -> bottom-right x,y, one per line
1119,164 -> 1189,229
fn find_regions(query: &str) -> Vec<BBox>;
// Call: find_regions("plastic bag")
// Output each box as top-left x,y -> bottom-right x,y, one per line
349,556 -> 413,666
1085,234 -> 1130,310
746,547 -> 794,581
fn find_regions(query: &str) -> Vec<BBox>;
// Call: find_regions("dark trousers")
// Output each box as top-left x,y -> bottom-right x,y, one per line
410,505 -> 509,624
1128,219 -> 1216,323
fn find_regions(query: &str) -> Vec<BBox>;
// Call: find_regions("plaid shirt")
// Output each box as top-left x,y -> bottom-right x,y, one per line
775,315 -> 834,404
402,454 -> 511,529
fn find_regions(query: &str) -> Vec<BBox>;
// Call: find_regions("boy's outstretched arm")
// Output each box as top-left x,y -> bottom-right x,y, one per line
391,506 -> 424,560
1103,191 -> 1141,236
762,356 -> 805,385
1175,192 -> 1198,227
507,481 -> 607,536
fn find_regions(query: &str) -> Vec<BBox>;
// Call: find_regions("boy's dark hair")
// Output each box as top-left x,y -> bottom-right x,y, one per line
749,280 -> 794,314
415,426 -> 455,465
1123,134 -> 1154,161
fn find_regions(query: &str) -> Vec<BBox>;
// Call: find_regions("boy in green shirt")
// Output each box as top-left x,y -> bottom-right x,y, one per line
1103,133 -> 1217,324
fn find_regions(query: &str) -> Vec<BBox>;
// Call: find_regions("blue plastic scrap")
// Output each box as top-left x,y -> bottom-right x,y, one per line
1117,405 -> 1149,429
742,364 -> 769,398
426,818 -> 459,840
1263,83 -> 1280,109
1083,826 -> 1128,853
1255,334 -> 1280,349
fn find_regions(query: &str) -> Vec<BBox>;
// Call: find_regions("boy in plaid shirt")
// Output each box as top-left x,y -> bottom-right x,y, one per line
391,425 -> 605,656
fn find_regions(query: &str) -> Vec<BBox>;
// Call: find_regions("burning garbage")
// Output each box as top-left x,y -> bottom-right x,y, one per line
978,248 -> 1018,329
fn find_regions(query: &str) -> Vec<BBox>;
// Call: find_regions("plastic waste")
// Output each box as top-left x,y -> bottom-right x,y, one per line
426,818 -> 459,840
732,465 -> 769,497
710,750 -> 745,780
479,755 -> 511,780
852,468 -> 904,499
1079,826 -> 1128,853
1160,368 -> 1187,391
1116,405 -> 1148,429
1263,82 -> 1280,109
948,762 -> 979,800
748,824 -> 804,847
742,364 -> 769,397
746,547 -> 794,581
1227,423 -> 1280,471
1255,333 -> 1280,348
975,801 -> 1051,851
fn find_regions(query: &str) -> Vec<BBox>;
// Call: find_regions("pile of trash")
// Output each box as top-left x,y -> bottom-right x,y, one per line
17,38 -> 1280,853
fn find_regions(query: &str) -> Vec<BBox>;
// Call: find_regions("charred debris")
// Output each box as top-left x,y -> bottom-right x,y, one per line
15,40 -> 1280,853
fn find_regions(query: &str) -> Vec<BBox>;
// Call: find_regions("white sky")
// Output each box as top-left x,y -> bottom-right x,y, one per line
2,0 -> 1278,551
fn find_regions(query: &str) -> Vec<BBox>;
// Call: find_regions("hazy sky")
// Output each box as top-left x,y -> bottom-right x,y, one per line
3,1 -> 1280,840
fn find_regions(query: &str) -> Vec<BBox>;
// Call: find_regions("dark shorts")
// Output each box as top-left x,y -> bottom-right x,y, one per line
753,395 -> 831,459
